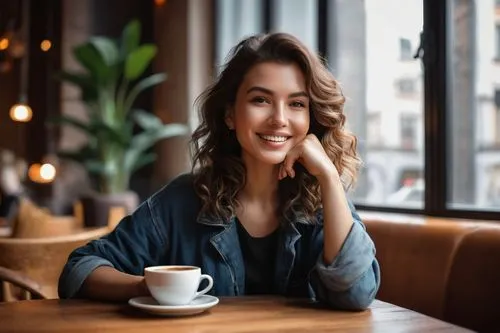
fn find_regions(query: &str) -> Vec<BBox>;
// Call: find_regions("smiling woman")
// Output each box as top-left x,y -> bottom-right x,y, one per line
58,33 -> 379,312
192,33 -> 360,225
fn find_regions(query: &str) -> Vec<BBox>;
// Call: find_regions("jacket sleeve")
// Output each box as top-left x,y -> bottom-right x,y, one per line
309,200 -> 381,310
58,198 -> 167,299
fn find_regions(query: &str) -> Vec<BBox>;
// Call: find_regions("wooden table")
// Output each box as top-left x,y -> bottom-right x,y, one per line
0,297 -> 471,332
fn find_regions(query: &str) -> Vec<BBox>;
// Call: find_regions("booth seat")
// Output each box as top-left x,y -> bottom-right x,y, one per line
362,212 -> 500,333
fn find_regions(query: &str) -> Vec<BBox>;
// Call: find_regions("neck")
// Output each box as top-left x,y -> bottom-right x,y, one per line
240,162 -> 279,203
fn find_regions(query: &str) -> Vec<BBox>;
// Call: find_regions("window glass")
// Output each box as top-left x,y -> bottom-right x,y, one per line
271,0 -> 318,51
448,0 -> 500,210
215,0 -> 263,68
327,0 -> 424,207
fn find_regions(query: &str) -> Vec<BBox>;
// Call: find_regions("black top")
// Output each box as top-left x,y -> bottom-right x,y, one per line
236,219 -> 279,295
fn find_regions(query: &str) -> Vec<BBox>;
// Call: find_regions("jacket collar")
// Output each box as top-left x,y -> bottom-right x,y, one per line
204,212 -> 303,296
209,216 -> 245,295
196,209 -> 313,227
197,212 -> 231,227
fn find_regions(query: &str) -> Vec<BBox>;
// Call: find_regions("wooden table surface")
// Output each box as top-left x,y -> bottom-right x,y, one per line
0,297 -> 471,332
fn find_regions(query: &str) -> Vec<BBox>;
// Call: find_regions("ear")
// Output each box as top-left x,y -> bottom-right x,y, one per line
224,107 -> 235,130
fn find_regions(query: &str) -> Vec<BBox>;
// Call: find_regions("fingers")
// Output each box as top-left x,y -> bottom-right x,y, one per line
278,164 -> 286,180
280,149 -> 300,180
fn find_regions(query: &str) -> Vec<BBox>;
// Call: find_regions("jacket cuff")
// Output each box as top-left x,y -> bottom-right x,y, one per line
58,255 -> 114,299
315,221 -> 376,292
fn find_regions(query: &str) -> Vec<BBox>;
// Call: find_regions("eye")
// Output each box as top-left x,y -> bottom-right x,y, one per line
251,96 -> 270,105
290,101 -> 306,108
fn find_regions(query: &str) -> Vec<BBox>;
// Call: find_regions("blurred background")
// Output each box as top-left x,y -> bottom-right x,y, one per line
0,0 -> 499,227
2,3 -> 499,328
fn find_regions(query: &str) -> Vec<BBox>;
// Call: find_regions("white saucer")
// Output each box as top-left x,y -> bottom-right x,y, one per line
128,295 -> 219,316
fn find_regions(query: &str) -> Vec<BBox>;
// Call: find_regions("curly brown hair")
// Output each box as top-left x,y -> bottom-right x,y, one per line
190,33 -> 361,224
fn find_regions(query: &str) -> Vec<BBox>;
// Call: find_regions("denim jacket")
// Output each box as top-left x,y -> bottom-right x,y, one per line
58,174 -> 380,310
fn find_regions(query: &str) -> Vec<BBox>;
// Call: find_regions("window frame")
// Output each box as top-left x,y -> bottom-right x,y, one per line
213,0 -> 499,220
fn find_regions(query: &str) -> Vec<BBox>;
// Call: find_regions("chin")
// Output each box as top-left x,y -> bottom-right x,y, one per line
257,152 -> 287,165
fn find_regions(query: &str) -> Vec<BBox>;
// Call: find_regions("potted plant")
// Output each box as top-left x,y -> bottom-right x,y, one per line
52,20 -> 188,226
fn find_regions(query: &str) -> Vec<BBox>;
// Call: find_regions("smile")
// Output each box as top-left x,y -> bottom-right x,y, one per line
257,134 -> 290,143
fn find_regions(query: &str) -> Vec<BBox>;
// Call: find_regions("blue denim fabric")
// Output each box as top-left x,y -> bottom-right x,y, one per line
58,174 -> 380,310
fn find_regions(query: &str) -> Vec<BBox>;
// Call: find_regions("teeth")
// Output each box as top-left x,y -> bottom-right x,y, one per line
259,135 -> 288,142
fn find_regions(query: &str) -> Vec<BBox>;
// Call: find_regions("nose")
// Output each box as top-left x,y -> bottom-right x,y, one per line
269,102 -> 287,127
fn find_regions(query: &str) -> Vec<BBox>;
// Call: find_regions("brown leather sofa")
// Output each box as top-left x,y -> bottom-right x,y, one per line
362,212 -> 500,333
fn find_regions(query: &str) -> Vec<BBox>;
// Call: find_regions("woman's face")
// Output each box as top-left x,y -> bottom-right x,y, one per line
226,61 -> 310,166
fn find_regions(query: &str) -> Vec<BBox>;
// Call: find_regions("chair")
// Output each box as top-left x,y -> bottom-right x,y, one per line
11,198 -> 82,238
0,227 -> 110,300
0,266 -> 48,301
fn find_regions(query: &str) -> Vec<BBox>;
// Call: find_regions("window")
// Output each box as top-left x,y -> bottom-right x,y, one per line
495,90 -> 500,143
215,0 -> 263,68
399,38 -> 413,61
326,0 -> 424,207
496,25 -> 500,60
400,114 -> 417,150
448,0 -> 500,211
271,0 -> 318,51
487,165 -> 500,205
215,0 -> 498,219
367,113 -> 382,147
396,78 -> 416,94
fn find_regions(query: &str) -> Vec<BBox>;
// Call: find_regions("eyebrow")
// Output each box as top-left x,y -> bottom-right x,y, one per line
246,86 -> 308,98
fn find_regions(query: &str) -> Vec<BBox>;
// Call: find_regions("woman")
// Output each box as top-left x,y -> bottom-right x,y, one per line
58,33 -> 380,310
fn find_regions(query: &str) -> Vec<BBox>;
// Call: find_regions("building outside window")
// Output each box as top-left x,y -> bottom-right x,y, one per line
215,0 -> 500,217
399,38 -> 413,61
496,25 -> 500,59
495,89 -> 500,143
400,114 -> 417,150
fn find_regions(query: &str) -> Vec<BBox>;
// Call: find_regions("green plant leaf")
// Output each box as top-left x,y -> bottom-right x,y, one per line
89,37 -> 120,66
48,116 -> 93,135
123,73 -> 167,113
49,115 -> 132,147
57,145 -> 99,164
73,43 -> 109,83
125,44 -> 157,80
132,124 -> 189,153
132,109 -> 163,130
88,119 -> 131,147
56,72 -> 93,89
121,19 -> 141,56
131,152 -> 157,172
55,72 -> 98,102
84,160 -> 108,175
124,124 -> 188,172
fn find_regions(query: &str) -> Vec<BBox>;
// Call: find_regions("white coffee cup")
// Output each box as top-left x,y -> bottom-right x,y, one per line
144,265 -> 214,306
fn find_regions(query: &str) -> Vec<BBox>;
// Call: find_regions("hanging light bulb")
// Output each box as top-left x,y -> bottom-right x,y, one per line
28,162 -> 56,184
0,37 -> 9,50
10,1 -> 32,122
40,39 -> 51,51
9,102 -> 33,122
27,163 -> 41,182
40,163 -> 56,182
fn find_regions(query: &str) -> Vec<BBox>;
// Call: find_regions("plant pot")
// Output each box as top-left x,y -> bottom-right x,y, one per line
80,191 -> 139,227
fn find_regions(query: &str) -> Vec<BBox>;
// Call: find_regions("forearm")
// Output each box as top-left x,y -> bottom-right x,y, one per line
318,172 -> 354,264
81,266 -> 150,302
311,259 -> 380,311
